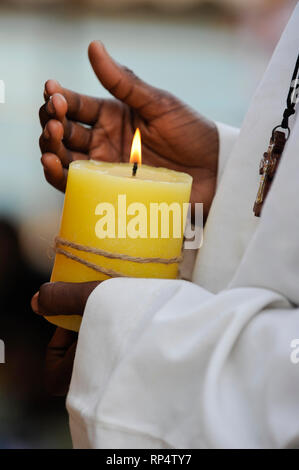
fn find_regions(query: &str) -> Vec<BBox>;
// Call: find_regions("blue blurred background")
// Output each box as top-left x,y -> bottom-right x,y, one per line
0,0 -> 296,449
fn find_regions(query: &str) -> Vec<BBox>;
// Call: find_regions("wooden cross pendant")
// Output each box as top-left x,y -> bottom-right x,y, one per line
253,130 -> 286,217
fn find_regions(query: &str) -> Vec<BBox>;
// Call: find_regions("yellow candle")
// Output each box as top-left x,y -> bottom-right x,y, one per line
48,160 -> 192,332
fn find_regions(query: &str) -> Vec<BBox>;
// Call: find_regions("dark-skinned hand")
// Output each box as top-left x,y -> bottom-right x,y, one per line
31,281 -> 100,396
39,40 -> 219,219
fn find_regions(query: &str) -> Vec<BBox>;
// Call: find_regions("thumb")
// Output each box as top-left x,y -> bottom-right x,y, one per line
88,40 -> 161,120
31,281 -> 100,316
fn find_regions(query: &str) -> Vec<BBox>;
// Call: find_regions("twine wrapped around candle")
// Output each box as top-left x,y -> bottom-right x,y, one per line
54,236 -> 183,278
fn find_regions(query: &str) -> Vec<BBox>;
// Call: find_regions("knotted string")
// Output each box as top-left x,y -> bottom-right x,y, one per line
54,236 -> 183,278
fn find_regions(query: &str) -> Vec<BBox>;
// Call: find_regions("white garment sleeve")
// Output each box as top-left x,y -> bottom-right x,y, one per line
215,121 -> 240,185
178,120 -> 240,281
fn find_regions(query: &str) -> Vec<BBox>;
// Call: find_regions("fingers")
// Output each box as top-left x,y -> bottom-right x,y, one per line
39,92 -> 68,127
40,93 -> 92,153
63,119 -> 92,153
41,153 -> 68,192
31,281 -> 101,317
44,79 -> 102,125
40,119 -> 87,167
47,327 -> 77,353
88,40 -> 161,120
45,327 -> 78,396
40,119 -> 71,166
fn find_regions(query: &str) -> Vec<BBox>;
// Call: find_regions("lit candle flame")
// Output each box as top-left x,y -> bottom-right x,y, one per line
130,128 -> 142,165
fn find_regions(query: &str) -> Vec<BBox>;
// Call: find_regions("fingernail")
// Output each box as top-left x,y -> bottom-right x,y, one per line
31,292 -> 40,314
96,40 -> 107,53
47,96 -> 55,114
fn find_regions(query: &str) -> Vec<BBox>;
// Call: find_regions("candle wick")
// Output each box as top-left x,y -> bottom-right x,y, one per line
132,162 -> 138,177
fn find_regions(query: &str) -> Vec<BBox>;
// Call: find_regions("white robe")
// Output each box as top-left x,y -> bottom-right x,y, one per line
67,3 -> 299,449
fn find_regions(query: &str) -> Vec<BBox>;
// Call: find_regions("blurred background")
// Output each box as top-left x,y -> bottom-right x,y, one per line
0,0 -> 296,449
